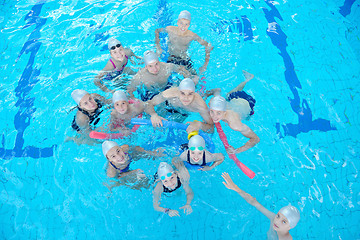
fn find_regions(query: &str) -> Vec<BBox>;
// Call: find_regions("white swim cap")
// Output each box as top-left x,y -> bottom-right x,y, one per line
71,89 -> 89,105
178,10 -> 191,21
157,162 -> 174,179
102,141 -> 119,157
178,78 -> 195,92
112,90 -> 128,104
279,205 -> 300,229
229,98 -> 251,119
108,38 -> 121,50
188,135 -> 205,149
209,96 -> 227,111
144,50 -> 159,65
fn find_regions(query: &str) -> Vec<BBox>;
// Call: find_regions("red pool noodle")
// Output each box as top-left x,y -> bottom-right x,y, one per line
215,122 -> 255,179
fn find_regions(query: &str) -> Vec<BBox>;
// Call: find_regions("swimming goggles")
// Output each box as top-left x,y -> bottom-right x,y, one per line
110,44 -> 121,50
160,172 -> 173,180
189,146 -> 205,151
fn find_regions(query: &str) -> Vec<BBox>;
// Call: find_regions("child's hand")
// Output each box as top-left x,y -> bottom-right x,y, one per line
226,146 -> 237,155
153,148 -> 165,157
221,172 -> 239,192
180,204 -> 192,215
167,209 -> 180,217
198,166 -> 212,171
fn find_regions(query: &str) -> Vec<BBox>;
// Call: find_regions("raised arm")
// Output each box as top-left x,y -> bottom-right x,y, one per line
222,172 -> 274,220
194,34 -> 213,74
155,28 -> 166,55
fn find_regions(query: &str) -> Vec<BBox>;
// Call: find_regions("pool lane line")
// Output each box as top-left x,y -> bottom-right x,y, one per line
339,0 -> 356,17
0,1 -> 56,159
262,0 -> 336,138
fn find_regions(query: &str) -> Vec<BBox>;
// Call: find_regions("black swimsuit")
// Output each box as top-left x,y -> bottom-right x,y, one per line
71,99 -> 103,132
186,150 -> 207,166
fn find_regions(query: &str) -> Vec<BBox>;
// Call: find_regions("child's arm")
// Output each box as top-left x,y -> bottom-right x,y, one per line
222,172 -> 274,220
155,28 -> 166,55
144,92 -> 168,127
94,61 -> 116,93
153,181 -> 180,217
194,34 -> 214,74
199,152 -> 224,171
202,88 -> 221,100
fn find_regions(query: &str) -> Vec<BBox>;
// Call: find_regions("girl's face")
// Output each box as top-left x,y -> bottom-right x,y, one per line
114,100 -> 129,114
110,44 -> 126,61
209,109 -> 226,123
106,146 -> 127,164
161,172 -> 178,190
79,94 -> 98,112
145,61 -> 160,75
273,212 -> 291,233
177,18 -> 190,32
189,149 -> 205,162
179,90 -> 195,106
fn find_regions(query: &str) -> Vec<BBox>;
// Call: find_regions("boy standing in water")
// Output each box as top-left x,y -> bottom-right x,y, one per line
222,172 -> 300,240
155,10 -> 213,75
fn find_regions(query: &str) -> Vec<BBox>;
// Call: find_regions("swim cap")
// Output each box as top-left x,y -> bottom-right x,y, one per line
112,90 -> 128,104
108,38 -> 121,50
157,162 -> 174,179
178,10 -> 191,21
178,78 -> 195,92
144,50 -> 159,65
71,89 -> 89,105
102,141 -> 119,157
209,96 -> 227,111
279,205 -> 300,229
188,135 -> 205,149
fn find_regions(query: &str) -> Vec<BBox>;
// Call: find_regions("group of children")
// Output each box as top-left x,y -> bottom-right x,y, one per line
69,10 -> 300,239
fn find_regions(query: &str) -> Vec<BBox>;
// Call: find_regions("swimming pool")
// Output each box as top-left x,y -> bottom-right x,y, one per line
1,0 -> 359,239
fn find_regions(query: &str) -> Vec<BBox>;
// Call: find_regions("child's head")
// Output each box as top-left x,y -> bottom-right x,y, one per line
273,205 -> 300,233
158,162 -> 177,189
102,141 -> 127,164
177,10 -> 191,32
188,135 -> 206,163
112,90 -> 129,114
178,78 -> 195,106
108,38 -> 126,61
71,89 -> 98,111
209,96 -> 227,123
144,50 -> 160,75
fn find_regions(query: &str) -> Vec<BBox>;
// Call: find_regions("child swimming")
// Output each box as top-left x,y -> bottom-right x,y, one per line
173,135 -> 224,171
153,162 -> 193,217
155,10 -> 213,74
146,78 -> 214,133
94,38 -> 141,93
222,172 -> 300,240
127,50 -> 196,101
102,141 -> 164,190
208,71 -> 259,155
109,90 -> 145,135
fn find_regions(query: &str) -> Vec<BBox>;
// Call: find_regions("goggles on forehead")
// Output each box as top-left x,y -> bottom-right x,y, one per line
110,44 -> 121,50
189,146 -> 205,151
160,172 -> 173,181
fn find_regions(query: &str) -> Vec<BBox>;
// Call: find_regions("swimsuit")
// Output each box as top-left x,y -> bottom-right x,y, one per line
109,55 -> 128,73
163,176 -> 182,193
186,150 -> 207,166
227,91 -> 256,116
167,55 -> 193,70
71,99 -> 104,132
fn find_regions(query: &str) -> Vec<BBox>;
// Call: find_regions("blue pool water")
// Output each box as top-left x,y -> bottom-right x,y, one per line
1,0 -> 359,239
